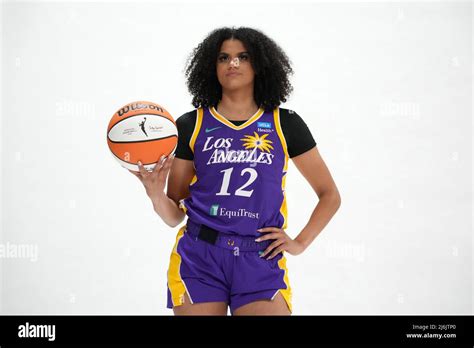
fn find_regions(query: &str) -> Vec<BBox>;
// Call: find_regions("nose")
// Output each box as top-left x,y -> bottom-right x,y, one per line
229,57 -> 240,68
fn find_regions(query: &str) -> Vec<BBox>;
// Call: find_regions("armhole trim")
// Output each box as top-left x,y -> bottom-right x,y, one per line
274,107 -> 289,171
189,108 -> 203,154
274,107 -> 289,231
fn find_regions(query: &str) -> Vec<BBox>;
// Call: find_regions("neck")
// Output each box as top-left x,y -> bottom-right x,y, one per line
217,90 -> 259,121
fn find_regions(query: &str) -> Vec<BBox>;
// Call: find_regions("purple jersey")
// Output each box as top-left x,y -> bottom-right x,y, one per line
178,106 -> 289,237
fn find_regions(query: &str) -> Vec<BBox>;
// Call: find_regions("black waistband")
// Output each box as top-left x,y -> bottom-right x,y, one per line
184,219 -> 272,252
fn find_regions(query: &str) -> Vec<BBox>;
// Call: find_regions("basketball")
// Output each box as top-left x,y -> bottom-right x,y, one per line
107,101 -> 178,172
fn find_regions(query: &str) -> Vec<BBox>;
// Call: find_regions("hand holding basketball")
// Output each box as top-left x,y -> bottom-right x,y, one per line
129,153 -> 176,200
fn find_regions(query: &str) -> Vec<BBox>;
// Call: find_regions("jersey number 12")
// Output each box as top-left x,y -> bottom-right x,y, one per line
216,167 -> 257,197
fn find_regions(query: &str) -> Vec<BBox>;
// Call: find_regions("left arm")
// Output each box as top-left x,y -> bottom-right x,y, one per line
257,146 -> 341,258
291,146 -> 341,250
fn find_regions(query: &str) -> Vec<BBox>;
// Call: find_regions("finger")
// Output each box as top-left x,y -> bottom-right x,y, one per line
128,169 -> 142,180
137,161 -> 149,176
267,246 -> 285,260
255,232 -> 281,242
259,239 -> 284,258
166,153 -> 176,165
156,156 -> 168,179
153,155 -> 166,173
158,154 -> 175,180
161,154 -> 175,172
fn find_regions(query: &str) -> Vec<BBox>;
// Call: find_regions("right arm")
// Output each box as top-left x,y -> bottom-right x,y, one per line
130,154 -> 195,228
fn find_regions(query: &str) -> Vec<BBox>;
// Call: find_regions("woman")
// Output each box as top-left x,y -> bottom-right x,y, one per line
131,27 -> 341,315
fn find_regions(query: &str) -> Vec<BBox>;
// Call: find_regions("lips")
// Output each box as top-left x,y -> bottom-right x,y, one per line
226,72 -> 241,77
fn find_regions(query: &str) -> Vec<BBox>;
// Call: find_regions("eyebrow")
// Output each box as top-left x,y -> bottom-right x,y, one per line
218,51 -> 249,55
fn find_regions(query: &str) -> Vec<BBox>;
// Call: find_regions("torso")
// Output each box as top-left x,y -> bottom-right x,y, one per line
178,106 -> 290,237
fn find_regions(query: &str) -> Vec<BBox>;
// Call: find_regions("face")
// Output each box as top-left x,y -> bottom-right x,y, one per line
216,39 -> 255,92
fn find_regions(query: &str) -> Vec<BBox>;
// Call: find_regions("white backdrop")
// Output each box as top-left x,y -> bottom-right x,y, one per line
0,0 -> 472,315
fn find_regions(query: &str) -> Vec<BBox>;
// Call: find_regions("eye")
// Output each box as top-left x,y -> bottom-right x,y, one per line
239,54 -> 249,60
218,55 -> 229,62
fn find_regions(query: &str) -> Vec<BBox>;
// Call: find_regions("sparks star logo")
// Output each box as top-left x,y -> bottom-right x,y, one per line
240,132 -> 274,153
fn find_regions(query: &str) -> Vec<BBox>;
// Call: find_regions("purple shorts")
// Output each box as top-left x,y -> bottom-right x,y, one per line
167,219 -> 292,314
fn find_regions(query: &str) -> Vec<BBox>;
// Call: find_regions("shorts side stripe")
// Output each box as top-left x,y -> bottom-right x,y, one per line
277,253 -> 293,313
167,225 -> 191,307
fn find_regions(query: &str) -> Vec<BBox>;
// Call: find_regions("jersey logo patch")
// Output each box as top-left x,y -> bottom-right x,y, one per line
205,126 -> 222,133
241,132 -> 274,153
210,204 -> 219,216
257,121 -> 272,128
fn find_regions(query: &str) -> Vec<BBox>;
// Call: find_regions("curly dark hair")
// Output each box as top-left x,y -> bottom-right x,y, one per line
184,26 -> 294,110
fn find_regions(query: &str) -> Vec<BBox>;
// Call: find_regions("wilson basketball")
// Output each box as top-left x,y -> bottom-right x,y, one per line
107,101 -> 178,172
